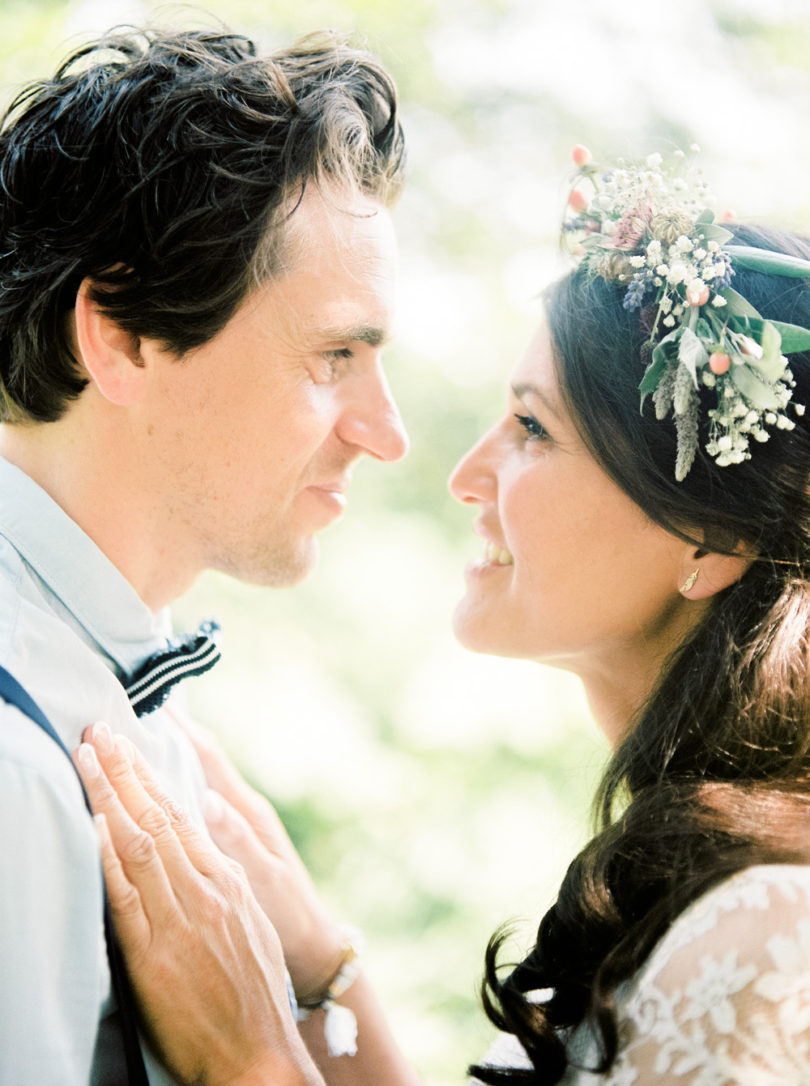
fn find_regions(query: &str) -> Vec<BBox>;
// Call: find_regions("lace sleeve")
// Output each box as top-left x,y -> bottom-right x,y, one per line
602,864 -> 810,1084
471,865 -> 810,1085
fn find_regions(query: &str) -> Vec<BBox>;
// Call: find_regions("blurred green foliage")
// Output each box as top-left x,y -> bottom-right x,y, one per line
3,1 -> 810,1080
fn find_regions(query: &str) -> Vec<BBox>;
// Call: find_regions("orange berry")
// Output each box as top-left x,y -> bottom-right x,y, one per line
568,189 -> 588,213
686,283 -> 710,306
572,144 -> 592,167
709,352 -> 731,375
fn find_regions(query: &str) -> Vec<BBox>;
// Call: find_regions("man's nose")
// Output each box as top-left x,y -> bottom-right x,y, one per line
339,366 -> 409,462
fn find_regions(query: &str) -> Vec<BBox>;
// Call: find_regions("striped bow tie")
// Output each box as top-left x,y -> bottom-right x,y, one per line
124,619 -> 221,717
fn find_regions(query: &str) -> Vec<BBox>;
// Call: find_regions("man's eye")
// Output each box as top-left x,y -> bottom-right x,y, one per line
323,348 -> 354,367
312,348 -> 353,383
514,413 -> 548,441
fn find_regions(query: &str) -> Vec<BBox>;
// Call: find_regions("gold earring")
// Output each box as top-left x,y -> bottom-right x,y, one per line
680,569 -> 700,594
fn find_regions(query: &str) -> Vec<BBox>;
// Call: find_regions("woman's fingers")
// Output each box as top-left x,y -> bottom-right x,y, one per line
74,738 -> 181,928
169,713 -> 347,997
80,724 -> 171,838
74,725 -> 324,1086
202,788 -> 296,895
92,810 -> 152,956
81,721 -> 231,885
202,786 -> 345,999
173,710 -> 298,859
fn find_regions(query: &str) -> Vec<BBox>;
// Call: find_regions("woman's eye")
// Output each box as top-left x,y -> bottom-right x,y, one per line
514,413 -> 548,442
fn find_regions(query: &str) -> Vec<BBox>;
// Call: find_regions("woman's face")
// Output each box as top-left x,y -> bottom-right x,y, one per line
449,322 -> 700,681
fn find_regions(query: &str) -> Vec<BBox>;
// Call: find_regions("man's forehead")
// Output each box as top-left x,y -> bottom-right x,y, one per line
236,183 -> 398,354
281,184 -> 393,261
237,257 -> 395,356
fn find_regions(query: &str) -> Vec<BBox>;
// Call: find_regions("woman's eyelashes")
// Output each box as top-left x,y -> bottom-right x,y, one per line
514,412 -> 549,443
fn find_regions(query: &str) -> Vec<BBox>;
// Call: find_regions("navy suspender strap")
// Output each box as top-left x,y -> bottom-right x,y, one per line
0,665 -> 149,1086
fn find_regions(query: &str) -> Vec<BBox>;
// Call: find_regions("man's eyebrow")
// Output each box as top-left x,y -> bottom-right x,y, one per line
315,324 -> 389,348
511,382 -> 561,418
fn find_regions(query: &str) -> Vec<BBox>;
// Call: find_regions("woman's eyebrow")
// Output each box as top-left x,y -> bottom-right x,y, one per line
511,381 -> 562,419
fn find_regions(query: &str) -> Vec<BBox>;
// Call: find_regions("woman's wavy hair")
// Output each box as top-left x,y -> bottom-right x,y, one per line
0,26 -> 404,422
471,223 -> 810,1084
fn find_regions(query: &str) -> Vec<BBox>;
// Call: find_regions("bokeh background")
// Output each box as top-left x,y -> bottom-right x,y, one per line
3,0 -> 810,1080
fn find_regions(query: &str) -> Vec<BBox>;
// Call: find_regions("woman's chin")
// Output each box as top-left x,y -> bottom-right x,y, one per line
452,600 -> 484,651
452,600 -> 508,657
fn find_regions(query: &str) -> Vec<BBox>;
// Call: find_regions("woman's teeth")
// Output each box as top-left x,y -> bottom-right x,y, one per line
482,540 -> 513,566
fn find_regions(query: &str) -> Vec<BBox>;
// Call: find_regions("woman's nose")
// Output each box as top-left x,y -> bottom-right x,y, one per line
448,428 -> 498,505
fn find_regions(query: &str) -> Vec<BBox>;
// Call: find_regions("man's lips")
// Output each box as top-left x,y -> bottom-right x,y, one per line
308,479 -> 349,500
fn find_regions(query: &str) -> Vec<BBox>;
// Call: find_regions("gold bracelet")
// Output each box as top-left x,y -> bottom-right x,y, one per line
295,927 -> 364,1057
297,926 -> 363,1009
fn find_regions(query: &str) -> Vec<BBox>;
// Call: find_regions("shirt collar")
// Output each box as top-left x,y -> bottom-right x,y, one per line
0,457 -> 171,676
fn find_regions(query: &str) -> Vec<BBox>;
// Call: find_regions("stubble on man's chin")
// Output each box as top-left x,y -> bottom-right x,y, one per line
212,536 -> 319,589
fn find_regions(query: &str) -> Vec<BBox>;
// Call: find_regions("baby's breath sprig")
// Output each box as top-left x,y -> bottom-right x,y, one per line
564,146 -> 810,480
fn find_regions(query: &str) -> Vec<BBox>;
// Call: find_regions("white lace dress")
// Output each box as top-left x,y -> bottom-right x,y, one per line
473,864 -> 810,1084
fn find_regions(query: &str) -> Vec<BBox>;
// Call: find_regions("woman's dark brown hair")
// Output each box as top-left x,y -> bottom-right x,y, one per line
471,223 -> 810,1083
0,26 -> 404,422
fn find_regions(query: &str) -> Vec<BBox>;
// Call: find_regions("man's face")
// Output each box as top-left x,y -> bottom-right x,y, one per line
140,186 -> 408,588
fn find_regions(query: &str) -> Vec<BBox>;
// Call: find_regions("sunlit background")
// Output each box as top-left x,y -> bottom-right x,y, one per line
3,0 -> 810,1080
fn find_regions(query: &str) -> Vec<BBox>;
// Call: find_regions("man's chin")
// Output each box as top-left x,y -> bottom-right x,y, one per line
216,536 -> 320,589
263,536 -> 320,588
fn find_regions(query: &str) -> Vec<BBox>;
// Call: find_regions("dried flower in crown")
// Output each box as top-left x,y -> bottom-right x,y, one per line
564,146 -> 810,480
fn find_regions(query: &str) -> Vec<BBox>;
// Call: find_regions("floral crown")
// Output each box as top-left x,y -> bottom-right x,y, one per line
564,145 -> 810,481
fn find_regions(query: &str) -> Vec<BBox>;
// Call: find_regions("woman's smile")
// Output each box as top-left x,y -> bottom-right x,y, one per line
449,321 -> 702,695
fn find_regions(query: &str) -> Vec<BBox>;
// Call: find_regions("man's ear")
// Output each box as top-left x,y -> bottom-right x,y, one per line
73,279 -> 147,406
678,544 -> 754,600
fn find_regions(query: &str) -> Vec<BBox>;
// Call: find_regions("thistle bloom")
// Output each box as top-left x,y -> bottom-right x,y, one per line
623,274 -> 651,311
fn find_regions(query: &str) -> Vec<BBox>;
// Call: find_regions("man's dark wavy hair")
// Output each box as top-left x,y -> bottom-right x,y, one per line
0,26 -> 405,422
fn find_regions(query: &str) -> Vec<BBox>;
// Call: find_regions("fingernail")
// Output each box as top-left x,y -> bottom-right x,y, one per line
115,735 -> 137,762
92,721 -> 113,755
93,813 -> 112,852
202,789 -> 225,824
77,742 -> 100,778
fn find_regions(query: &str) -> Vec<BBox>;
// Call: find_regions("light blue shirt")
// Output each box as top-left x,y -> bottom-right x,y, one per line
0,457 -> 209,1084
